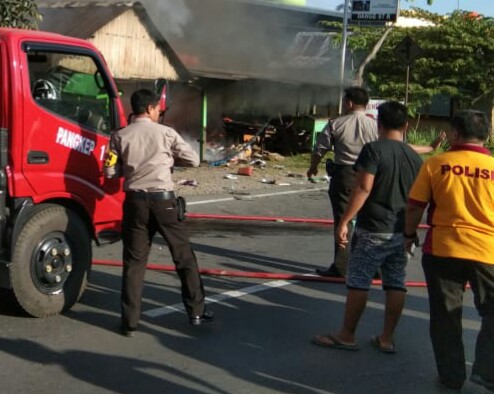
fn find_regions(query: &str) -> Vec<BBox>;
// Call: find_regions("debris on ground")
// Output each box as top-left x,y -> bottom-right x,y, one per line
177,179 -> 199,187
265,152 -> 285,161
251,159 -> 267,168
287,172 -> 305,178
238,166 -> 253,176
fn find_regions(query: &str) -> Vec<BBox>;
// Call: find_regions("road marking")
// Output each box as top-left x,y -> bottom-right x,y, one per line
187,187 -> 327,206
143,279 -> 296,318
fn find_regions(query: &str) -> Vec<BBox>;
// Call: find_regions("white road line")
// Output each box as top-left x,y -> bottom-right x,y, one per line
187,187 -> 327,206
143,279 -> 297,318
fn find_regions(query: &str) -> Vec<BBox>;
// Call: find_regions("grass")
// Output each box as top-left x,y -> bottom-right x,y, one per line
282,152 -> 313,169
405,127 -> 442,146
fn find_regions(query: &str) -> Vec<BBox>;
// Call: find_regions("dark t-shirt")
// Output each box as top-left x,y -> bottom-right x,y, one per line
354,139 -> 423,233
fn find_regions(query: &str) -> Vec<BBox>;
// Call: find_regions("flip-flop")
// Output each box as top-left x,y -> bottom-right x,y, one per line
311,334 -> 359,351
371,336 -> 396,354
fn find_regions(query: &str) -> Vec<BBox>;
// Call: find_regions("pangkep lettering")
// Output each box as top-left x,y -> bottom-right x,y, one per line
440,164 -> 494,180
55,126 -> 95,156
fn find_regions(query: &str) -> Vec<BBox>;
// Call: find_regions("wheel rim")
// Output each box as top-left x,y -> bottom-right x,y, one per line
31,231 -> 73,295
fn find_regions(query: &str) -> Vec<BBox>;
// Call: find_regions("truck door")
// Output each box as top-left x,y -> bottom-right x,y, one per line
21,44 -> 124,230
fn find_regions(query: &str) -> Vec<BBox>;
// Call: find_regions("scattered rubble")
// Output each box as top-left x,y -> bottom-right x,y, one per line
237,166 -> 253,176
174,159 -> 327,197
177,179 -> 199,187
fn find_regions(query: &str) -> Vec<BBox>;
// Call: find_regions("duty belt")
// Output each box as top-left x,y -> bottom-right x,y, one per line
126,190 -> 176,201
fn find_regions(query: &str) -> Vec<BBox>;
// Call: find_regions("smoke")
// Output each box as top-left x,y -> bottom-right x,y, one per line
139,0 -> 191,37
37,0 -> 347,115
140,0 -> 346,113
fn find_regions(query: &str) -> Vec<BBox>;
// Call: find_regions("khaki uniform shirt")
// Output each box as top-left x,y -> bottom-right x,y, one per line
313,110 -> 378,165
104,118 -> 199,191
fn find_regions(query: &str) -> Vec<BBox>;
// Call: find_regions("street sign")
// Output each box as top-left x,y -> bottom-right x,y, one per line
394,35 -> 422,65
351,0 -> 399,22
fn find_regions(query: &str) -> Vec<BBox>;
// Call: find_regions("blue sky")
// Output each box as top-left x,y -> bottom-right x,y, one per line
305,0 -> 494,17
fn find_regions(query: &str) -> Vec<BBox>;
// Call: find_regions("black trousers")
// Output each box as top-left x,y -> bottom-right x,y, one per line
121,194 -> 205,330
328,165 -> 356,275
422,254 -> 494,387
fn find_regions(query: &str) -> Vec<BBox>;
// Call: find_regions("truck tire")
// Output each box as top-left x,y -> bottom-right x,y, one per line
11,205 -> 91,317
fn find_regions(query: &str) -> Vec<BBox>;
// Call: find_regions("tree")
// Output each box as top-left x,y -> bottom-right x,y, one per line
0,0 -> 41,30
323,9 -> 494,115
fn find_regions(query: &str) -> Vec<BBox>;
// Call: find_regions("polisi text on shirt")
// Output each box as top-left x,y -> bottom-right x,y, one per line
441,164 -> 494,180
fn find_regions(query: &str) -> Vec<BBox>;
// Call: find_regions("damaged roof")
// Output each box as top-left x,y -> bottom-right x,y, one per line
37,0 -> 344,86
38,1 -> 189,80
38,2 -> 128,39
161,0 -> 344,86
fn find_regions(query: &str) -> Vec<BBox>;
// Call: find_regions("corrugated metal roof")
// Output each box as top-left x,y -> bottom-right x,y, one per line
39,3 -> 130,38
38,2 -> 190,80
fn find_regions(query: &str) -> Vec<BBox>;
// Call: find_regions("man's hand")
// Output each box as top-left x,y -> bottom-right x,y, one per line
307,153 -> 322,179
336,222 -> 350,249
430,131 -> 446,151
307,167 -> 318,178
404,235 -> 419,256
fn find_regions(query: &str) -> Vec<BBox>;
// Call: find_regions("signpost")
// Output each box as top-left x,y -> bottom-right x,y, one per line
394,35 -> 422,105
351,0 -> 399,22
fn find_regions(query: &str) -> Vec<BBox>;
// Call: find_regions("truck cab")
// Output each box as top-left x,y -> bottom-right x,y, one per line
0,28 -> 127,317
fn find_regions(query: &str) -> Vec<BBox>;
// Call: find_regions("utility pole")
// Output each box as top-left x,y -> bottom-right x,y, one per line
338,0 -> 350,115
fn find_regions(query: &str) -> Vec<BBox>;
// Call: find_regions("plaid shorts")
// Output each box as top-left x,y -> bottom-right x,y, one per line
346,228 -> 408,291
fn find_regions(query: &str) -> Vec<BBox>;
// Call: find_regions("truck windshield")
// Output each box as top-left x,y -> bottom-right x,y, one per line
27,50 -> 112,134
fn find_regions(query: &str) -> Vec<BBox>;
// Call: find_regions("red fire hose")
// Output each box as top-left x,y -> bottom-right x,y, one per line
92,259 -> 430,288
186,212 -> 430,229
92,213 -> 432,287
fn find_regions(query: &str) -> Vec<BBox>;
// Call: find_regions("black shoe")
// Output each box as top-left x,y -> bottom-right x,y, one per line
189,309 -> 215,326
315,265 -> 344,278
120,325 -> 136,338
120,328 -> 135,338
437,377 -> 463,391
470,374 -> 494,392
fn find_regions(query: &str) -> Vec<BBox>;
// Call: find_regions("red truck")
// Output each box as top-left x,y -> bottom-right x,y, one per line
0,28 -> 135,317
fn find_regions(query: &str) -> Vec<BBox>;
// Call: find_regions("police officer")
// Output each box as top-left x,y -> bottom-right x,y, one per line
104,89 -> 213,337
307,87 -> 378,278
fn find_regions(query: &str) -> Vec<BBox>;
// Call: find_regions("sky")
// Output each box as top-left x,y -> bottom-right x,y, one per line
303,0 -> 494,17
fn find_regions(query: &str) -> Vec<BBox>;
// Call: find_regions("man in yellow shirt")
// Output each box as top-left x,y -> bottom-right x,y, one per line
405,110 -> 494,391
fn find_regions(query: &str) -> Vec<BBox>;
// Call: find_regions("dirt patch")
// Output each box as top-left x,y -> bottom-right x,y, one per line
173,162 -> 327,197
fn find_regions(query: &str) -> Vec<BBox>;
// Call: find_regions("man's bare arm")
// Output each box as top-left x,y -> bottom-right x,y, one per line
336,170 -> 375,247
404,203 -> 426,253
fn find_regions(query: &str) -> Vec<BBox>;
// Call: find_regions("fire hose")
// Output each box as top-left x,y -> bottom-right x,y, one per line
92,213 -> 432,287
186,212 -> 430,228
92,259 -> 431,287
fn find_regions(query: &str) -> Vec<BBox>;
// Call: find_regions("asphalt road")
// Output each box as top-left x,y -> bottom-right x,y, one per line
0,188 -> 487,394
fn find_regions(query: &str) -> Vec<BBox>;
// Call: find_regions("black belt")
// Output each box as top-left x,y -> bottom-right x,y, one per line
126,190 -> 176,201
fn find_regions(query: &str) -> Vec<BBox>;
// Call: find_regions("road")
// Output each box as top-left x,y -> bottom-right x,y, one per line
0,188 -> 486,393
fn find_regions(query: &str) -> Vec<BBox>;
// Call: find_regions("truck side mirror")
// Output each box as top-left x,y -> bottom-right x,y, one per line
154,79 -> 170,114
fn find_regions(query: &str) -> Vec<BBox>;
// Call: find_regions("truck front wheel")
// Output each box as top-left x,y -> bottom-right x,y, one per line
11,205 -> 92,317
